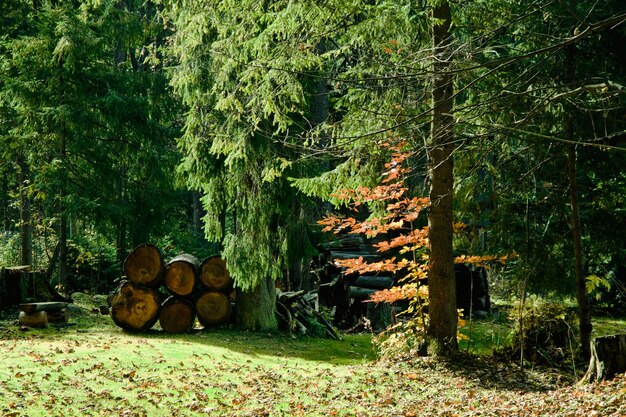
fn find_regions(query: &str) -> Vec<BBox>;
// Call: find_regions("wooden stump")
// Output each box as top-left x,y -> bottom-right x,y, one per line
366,302 -> 392,333
159,297 -> 196,333
109,282 -> 160,332
123,244 -> 164,287
195,291 -> 231,327
199,256 -> 233,291
19,311 -> 48,328
164,254 -> 199,297
580,334 -> 626,383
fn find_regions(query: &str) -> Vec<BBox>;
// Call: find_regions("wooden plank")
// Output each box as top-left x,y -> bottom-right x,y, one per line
19,301 -> 68,314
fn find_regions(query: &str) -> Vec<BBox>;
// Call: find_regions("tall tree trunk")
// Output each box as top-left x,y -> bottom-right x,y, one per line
116,220 -> 127,264
192,191 -> 203,237
568,139 -> 591,361
17,153 -> 32,267
427,0 -> 458,354
236,274 -> 277,331
565,44 -> 591,361
58,135 -> 67,292
1,170 -> 9,231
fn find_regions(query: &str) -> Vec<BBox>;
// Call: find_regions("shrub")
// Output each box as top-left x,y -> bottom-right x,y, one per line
509,295 -> 577,366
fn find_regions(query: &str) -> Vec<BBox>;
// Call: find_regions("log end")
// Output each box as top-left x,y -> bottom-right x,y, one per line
123,244 -> 164,287
200,256 -> 232,291
110,282 -> 160,332
159,298 -> 196,333
195,291 -> 231,327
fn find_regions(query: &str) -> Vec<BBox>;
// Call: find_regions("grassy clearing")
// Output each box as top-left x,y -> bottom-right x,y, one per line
0,297 -> 625,416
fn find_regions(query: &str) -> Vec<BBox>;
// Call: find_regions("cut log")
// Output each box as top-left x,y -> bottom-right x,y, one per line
159,297 -> 196,333
199,256 -> 233,291
164,254 -> 199,297
47,308 -> 68,323
347,286 -> 380,300
109,281 -> 160,332
123,244 -> 164,287
580,334 -> 626,383
195,291 -> 231,327
320,236 -> 364,250
19,311 -> 48,328
329,251 -> 382,262
352,276 -> 394,289
19,302 -> 68,314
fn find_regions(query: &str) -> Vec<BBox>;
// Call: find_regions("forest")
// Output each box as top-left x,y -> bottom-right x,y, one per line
1,0 -> 626,415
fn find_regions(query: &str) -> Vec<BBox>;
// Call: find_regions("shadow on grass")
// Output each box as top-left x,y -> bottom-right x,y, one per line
141,327 -> 376,365
0,304 -> 376,366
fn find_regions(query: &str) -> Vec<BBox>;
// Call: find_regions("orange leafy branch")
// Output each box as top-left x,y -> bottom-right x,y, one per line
368,283 -> 427,304
375,228 -> 429,253
334,257 -> 399,275
454,253 -> 516,268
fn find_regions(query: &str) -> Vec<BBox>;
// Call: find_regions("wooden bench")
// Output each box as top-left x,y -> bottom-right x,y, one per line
19,302 -> 69,328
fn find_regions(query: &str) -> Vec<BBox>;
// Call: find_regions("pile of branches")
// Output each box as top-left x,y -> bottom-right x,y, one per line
276,290 -> 340,340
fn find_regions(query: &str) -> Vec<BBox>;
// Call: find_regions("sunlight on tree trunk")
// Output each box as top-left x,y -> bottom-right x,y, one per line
426,0 -> 458,354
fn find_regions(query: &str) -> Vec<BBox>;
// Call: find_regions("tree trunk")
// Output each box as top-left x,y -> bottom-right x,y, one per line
116,219 -> 127,265
123,243 -> 164,287
367,302 -> 392,333
236,275 -> 277,330
427,0 -> 458,354
17,153 -> 32,267
195,290 -> 232,327
199,256 -> 232,291
58,135 -> 68,292
109,281 -> 160,331
1,172 -> 9,231
159,297 -> 195,333
191,191 -> 203,238
580,335 -> 626,383
567,138 -> 591,361
164,254 -> 199,297
565,44 -> 591,361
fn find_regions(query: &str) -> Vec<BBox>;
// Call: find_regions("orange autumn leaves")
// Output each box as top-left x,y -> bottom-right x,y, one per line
317,142 -> 431,306
318,141 -> 510,307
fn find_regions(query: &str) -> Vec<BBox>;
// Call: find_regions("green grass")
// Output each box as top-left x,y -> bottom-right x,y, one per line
1,297 -> 626,416
458,318 -> 514,355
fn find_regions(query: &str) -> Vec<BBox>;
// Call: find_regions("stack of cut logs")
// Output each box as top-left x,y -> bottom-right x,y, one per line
108,244 -> 234,333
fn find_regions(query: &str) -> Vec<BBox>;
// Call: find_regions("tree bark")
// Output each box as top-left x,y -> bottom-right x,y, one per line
426,0 -> 458,354
236,275 -> 277,330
